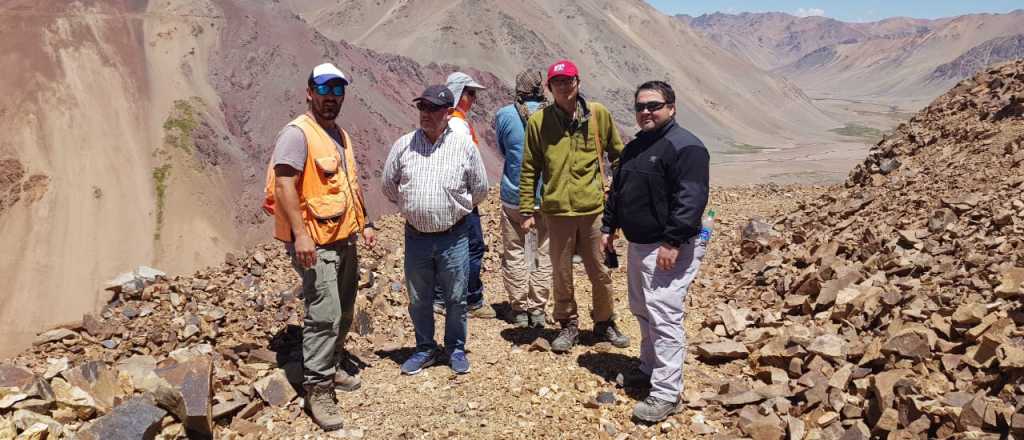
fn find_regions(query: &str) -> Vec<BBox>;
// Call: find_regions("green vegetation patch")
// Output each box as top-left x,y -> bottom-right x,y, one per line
162,98 -> 202,153
830,123 -> 884,141
720,142 -> 774,155
152,164 -> 172,241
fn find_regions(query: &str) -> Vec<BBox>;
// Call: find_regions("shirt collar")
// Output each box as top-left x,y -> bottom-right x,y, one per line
417,126 -> 451,147
636,118 -> 677,141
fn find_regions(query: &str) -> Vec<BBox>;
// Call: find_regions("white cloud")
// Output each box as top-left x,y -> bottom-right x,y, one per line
794,7 -> 826,17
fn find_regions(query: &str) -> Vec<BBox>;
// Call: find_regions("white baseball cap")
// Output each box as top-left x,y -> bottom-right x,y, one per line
310,62 -> 350,85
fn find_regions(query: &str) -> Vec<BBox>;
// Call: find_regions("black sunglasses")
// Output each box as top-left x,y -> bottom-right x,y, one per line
634,101 -> 669,113
314,84 -> 346,97
464,89 -> 476,98
416,101 -> 446,113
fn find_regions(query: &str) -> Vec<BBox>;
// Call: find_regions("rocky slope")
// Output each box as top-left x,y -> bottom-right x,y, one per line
1,60 -> 1022,439
0,184 -> 822,439
689,60 -> 1024,439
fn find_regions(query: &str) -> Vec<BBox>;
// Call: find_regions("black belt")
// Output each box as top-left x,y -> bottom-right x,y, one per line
406,215 -> 467,236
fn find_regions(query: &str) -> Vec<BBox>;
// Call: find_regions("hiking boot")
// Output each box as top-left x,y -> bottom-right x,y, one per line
449,350 -> 471,374
333,351 -> 361,392
468,302 -> 496,319
528,310 -> 546,329
304,382 -> 344,431
333,369 -> 361,392
433,303 -> 445,316
510,311 -> 529,328
551,321 -> 579,353
594,320 -> 630,348
632,395 -> 681,423
401,349 -> 438,375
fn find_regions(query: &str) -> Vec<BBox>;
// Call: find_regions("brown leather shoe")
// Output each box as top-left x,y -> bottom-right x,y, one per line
333,368 -> 361,392
468,303 -> 497,319
304,382 -> 344,431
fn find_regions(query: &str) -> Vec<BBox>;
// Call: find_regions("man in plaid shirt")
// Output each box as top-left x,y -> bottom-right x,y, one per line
381,84 -> 489,375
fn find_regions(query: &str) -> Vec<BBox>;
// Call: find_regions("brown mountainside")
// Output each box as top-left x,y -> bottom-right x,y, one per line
683,11 -> 1024,109
0,0 -> 509,357
285,0 -> 840,150
679,12 -> 941,71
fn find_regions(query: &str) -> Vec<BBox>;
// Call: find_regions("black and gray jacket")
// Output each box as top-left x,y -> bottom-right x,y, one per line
601,119 -> 710,247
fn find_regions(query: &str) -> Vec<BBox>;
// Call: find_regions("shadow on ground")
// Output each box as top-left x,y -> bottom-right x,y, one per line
577,352 -> 648,401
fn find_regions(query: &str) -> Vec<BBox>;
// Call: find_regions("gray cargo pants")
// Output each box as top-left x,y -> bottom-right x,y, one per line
627,239 -> 705,402
288,238 -> 358,386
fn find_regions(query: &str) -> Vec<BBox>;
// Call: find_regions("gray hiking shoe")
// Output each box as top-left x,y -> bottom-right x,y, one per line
511,311 -> 529,328
594,320 -> 630,348
304,382 -> 344,431
551,321 -> 579,353
528,310 -> 546,329
632,395 -> 681,423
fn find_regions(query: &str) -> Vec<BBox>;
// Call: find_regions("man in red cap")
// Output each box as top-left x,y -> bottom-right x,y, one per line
518,59 -> 630,353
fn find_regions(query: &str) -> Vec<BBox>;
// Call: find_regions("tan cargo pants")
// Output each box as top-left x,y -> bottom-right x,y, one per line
501,204 -> 552,313
545,213 -> 615,324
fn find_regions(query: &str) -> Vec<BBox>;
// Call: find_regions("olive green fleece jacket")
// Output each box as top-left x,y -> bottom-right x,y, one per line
520,96 -> 624,216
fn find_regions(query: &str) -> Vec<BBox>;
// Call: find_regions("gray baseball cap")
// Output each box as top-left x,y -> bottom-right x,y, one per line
413,84 -> 455,107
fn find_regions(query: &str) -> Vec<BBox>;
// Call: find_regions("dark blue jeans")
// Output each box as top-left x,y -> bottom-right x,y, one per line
406,220 -> 469,353
434,208 -> 484,308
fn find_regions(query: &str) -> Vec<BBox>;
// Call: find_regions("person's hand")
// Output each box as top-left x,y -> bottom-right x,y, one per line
295,233 -> 317,269
362,227 -> 377,248
521,216 -> 535,230
656,244 -> 679,271
601,232 -> 617,252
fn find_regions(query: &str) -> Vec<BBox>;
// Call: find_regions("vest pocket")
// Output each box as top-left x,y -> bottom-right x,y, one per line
306,192 -> 348,220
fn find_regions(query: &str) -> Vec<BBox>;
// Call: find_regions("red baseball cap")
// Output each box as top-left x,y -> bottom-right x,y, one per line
547,59 -> 579,82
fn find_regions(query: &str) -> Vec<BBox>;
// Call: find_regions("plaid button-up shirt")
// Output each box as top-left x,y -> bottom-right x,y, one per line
381,128 -> 489,233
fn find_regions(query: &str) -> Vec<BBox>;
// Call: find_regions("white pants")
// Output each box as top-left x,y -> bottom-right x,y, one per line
627,239 -> 705,402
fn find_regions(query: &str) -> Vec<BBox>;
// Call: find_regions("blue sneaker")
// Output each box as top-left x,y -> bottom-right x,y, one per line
449,350 -> 471,374
401,350 -> 437,375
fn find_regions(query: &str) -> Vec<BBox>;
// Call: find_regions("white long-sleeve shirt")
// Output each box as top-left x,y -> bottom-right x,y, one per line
381,128 -> 489,232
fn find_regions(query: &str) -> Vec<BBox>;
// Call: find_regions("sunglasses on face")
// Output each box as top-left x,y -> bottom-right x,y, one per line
464,89 -> 476,98
634,101 -> 668,113
416,102 -> 446,113
314,84 -> 346,97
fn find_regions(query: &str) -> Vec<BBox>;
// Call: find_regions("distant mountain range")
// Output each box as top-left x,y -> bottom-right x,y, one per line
679,10 -> 1024,105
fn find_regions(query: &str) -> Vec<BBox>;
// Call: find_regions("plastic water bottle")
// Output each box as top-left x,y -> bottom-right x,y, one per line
698,209 -> 716,245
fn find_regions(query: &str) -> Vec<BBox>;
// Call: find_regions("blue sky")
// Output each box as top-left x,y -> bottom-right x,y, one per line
647,0 -> 1023,22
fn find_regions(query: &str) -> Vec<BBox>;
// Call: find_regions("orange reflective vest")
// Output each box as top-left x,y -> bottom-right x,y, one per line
262,113 -> 366,245
451,110 -> 478,145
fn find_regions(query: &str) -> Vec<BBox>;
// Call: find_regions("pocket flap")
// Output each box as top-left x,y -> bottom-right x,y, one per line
315,156 -> 339,174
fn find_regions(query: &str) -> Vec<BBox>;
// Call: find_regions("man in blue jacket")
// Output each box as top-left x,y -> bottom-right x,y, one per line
601,81 -> 710,423
493,71 -> 552,328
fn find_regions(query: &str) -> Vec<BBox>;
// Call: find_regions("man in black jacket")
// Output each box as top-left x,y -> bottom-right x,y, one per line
601,81 -> 710,423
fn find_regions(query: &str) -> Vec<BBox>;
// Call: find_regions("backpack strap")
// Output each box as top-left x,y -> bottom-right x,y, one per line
588,103 -> 607,195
